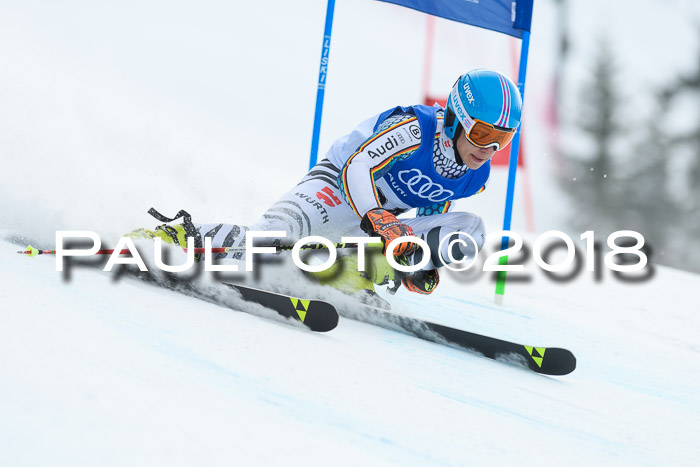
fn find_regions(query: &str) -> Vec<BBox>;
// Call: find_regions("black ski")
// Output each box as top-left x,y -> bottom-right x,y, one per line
223,283 -> 339,332
126,271 -> 339,332
340,304 -> 576,376
134,267 -> 570,369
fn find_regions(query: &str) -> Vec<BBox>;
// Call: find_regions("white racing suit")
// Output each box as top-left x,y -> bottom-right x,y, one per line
192,104 -> 488,272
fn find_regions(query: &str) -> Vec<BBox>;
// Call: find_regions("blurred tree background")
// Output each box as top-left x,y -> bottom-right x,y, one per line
553,1 -> 700,272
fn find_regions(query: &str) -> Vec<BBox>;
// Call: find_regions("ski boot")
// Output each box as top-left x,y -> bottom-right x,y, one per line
125,209 -> 203,261
308,246 -> 397,309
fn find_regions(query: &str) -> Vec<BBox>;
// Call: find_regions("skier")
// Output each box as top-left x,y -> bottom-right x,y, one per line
139,69 -> 523,298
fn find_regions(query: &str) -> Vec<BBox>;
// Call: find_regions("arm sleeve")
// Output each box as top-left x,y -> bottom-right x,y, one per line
475,178 -> 489,195
338,113 -> 423,218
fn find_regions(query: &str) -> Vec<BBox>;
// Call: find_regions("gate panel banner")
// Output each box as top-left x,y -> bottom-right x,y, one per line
377,0 -> 533,38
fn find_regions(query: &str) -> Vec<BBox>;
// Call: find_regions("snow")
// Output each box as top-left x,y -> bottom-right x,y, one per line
1,0 -> 700,464
1,238 -> 699,466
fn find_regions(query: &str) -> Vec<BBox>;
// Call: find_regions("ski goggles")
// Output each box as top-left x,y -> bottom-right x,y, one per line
461,115 -> 516,151
449,86 -> 517,150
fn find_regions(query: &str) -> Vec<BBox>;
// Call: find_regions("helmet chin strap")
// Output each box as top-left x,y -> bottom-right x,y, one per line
441,125 -> 464,166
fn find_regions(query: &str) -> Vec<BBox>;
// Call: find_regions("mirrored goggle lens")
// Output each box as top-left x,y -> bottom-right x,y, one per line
465,120 -> 516,150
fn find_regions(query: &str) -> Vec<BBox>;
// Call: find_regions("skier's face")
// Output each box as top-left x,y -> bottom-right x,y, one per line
456,130 -> 497,169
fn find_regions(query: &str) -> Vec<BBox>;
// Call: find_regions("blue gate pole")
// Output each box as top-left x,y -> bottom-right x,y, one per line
495,30 -> 531,300
308,0 -> 336,170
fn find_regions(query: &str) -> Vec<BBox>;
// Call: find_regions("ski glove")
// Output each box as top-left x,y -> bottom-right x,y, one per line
402,269 -> 439,295
360,208 -> 416,256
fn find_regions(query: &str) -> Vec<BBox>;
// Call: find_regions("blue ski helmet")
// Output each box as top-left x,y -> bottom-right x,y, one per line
444,69 -> 523,141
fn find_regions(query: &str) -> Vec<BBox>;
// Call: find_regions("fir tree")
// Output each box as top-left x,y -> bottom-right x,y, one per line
660,37 -> 700,271
559,41 -> 626,234
623,95 -> 679,264
560,32 -> 700,273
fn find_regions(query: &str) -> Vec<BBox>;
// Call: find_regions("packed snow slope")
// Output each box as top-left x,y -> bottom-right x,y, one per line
1,1 -> 699,465
1,237 -> 698,467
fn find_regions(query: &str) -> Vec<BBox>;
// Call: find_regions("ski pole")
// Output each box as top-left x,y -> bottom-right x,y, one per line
18,242 -> 361,257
